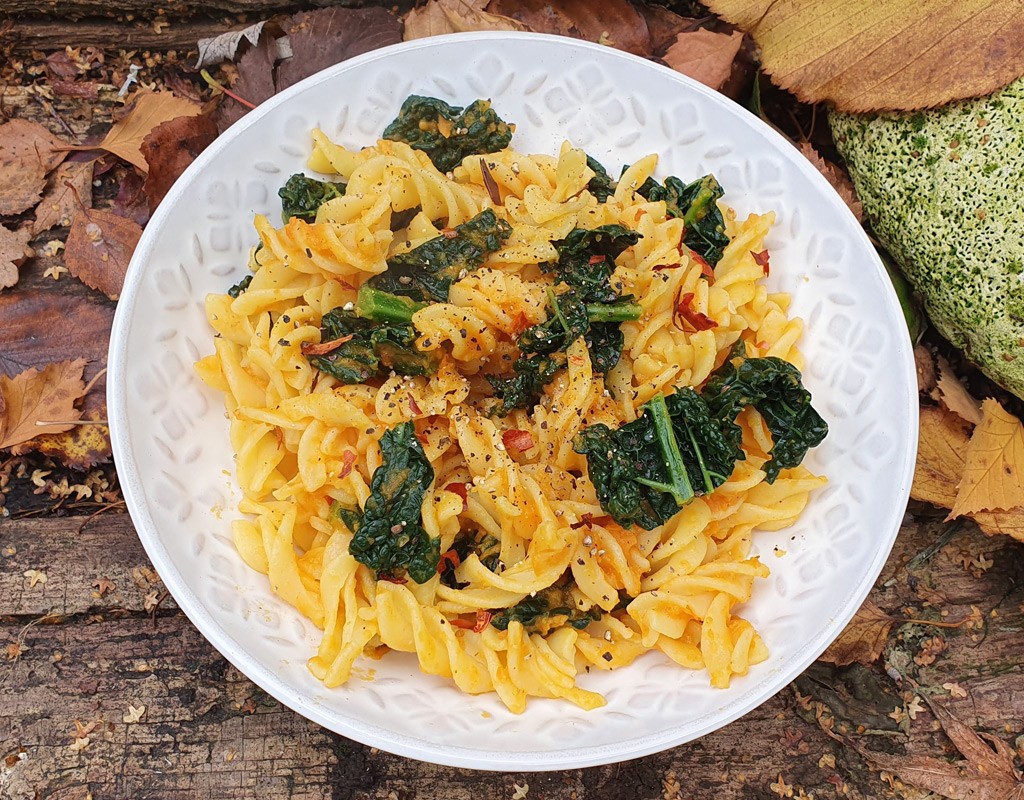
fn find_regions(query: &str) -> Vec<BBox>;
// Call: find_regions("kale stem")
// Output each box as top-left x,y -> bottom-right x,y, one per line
635,394 -> 694,507
547,286 -> 572,335
585,301 -> 643,323
683,418 -> 715,495
356,284 -> 428,324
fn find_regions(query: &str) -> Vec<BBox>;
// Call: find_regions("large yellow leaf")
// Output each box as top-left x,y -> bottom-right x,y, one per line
912,405 -> 970,509
951,398 -> 1024,517
704,0 -> 1024,111
0,359 -> 87,450
818,599 -> 892,667
99,91 -> 200,172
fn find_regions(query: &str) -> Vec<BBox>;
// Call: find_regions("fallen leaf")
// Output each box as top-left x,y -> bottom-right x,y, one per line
98,91 -> 201,171
143,589 -> 160,612
68,736 -> 90,753
912,405 -> 970,510
0,360 -> 87,450
195,20 -> 267,68
52,81 -> 100,101
31,161 -> 94,235
6,642 -> 24,661
933,357 -> 984,425
511,782 -> 529,800
944,682 -> 969,699
854,697 -> 1024,800
663,29 -> 744,92
46,50 -> 80,81
65,208 -> 142,300
93,577 -> 115,596
638,3 -> 695,55
704,0 -> 1024,112
0,225 -> 34,292
239,696 -> 256,714
122,704 -> 145,723
275,8 -> 403,91
403,0 -> 530,40
915,344 -> 937,394
951,399 -> 1024,518
140,114 -> 218,212
23,569 -> 48,587
0,119 -> 66,215
28,406 -> 111,469
818,598 -> 893,667
111,168 -> 150,227
795,142 -> 863,222
212,34 -> 278,134
488,0 -> 652,56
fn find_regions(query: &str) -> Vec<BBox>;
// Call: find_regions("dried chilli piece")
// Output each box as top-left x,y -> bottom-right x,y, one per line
674,290 -> 718,332
479,157 -> 502,205
570,512 -> 595,530
752,249 -> 770,276
339,449 -> 357,479
690,249 -> 716,284
473,610 -> 492,633
408,394 -> 423,415
379,574 -> 408,584
502,428 -> 535,452
441,227 -> 459,239
300,333 -> 355,355
444,481 -> 469,511
436,548 -> 462,573
448,617 -> 475,629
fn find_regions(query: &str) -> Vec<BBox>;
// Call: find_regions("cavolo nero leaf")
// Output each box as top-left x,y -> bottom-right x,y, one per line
489,352 -> 567,417
368,209 -> 512,303
490,576 -> 601,634
574,350 -> 827,530
348,421 -> 439,584
585,155 -> 617,202
382,95 -> 515,174
549,225 -> 641,303
279,173 -> 347,223
227,274 -> 252,298
636,174 -> 730,265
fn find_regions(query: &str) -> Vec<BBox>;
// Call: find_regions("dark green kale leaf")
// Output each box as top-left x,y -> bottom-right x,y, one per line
227,274 -> 252,298
382,95 -> 515,174
348,421 -> 439,584
585,321 -> 626,374
490,575 -> 601,633
279,174 -> 347,223
585,155 -> 617,202
702,347 -> 829,482
488,352 -> 567,416
574,352 -> 827,529
549,225 -> 641,303
517,289 -> 590,356
636,174 -> 730,265
368,209 -> 512,302
307,304 -> 437,385
438,531 -> 500,589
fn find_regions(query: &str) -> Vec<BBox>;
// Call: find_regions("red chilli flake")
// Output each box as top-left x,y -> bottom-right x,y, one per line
444,481 -> 469,511
408,395 -> 423,415
752,249 -> 770,276
588,254 -> 607,265
479,157 -> 502,205
379,574 -> 408,584
339,450 -> 357,479
502,429 -> 535,453
301,333 -> 355,356
674,290 -> 718,332
473,610 -> 493,633
570,513 -> 595,530
512,311 -> 531,334
436,549 -> 462,574
441,227 -> 459,239
652,263 -> 684,271
449,617 -> 475,629
689,249 -> 715,284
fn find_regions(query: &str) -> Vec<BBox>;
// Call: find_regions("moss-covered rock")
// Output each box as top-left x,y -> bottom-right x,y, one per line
830,78 -> 1024,397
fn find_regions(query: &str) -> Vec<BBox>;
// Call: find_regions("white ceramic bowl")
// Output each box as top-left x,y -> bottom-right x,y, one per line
109,32 -> 917,770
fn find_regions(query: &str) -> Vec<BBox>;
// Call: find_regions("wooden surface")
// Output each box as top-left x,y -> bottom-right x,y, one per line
2,6 -> 1024,798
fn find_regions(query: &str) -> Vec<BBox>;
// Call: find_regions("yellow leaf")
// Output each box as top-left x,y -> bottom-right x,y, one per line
703,0 -> 1024,112
934,356 -> 983,425
403,0 -> 529,40
99,91 -> 200,172
0,359 -> 87,450
912,405 -> 970,510
818,598 -> 892,667
951,398 -> 1024,517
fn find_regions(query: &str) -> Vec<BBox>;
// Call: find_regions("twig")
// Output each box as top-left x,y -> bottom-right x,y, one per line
29,91 -> 75,139
76,500 -> 127,534
200,69 -> 256,109
35,418 -> 108,427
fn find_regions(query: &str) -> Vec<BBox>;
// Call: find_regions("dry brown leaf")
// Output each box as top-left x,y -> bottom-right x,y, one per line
854,697 -> 1023,800
913,405 -> 971,509
488,0 -> 652,56
98,91 -> 200,172
65,208 -> 143,300
31,161 -> 94,236
663,29 -> 744,92
404,0 -> 530,39
818,598 -> 893,667
195,20 -> 267,69
705,0 -> 1024,112
0,119 -> 66,215
951,399 -> 1024,518
795,142 -> 863,222
140,114 -> 218,212
111,168 -> 150,227
0,225 -> 34,292
915,344 -> 937,394
934,356 -> 983,426
0,359 -> 87,450
638,3 -> 694,55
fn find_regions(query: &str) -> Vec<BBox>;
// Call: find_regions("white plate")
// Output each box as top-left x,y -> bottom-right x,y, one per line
109,32 -> 917,771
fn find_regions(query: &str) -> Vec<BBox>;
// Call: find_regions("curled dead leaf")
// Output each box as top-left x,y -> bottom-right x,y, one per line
0,225 -> 34,292
705,0 -> 1024,112
195,21 -> 267,69
0,119 -> 67,216
403,0 -> 530,39
97,91 -> 201,172
65,208 -> 143,300
934,356 -> 983,426
488,0 -> 652,56
141,114 -> 218,212
662,29 -> 744,92
0,359 -> 87,450
818,598 -> 893,667
795,142 -> 863,222
32,161 -> 94,235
